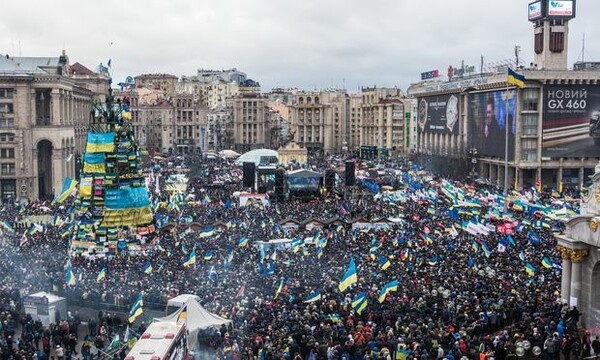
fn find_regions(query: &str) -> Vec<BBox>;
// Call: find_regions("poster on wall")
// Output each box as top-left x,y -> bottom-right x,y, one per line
468,90 -> 516,160
542,85 -> 600,157
417,94 -> 459,134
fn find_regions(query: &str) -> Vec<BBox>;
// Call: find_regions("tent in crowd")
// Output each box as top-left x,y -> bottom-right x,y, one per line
234,149 -> 279,166
218,149 -> 241,159
155,297 -> 232,349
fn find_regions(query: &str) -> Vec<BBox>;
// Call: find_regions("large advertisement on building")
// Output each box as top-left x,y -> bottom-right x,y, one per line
468,90 -> 516,160
417,94 -> 459,134
542,85 -> 600,157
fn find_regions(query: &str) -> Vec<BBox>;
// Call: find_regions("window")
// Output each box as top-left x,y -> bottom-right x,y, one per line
0,149 -> 14,158
0,119 -> 14,128
521,139 -> 537,161
522,88 -> 539,111
0,89 -> 14,98
522,114 -> 538,136
0,104 -> 14,114
0,163 -> 15,175
534,31 -> 544,54
0,134 -> 14,142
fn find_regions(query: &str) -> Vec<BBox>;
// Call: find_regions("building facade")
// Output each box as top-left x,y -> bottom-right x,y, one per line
230,80 -> 268,153
0,52 -> 103,201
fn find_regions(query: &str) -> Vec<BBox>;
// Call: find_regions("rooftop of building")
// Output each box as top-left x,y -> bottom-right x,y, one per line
69,62 -> 96,76
0,54 -> 61,75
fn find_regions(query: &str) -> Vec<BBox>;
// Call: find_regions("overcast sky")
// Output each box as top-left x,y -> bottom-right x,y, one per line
0,0 -> 597,93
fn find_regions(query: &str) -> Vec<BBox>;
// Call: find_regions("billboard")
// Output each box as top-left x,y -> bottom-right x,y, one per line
421,70 -> 439,80
542,85 -> 600,157
528,1 -> 543,20
416,94 -> 459,134
547,0 -> 574,17
468,90 -> 516,160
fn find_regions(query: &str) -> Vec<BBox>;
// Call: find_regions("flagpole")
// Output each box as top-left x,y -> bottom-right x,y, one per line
503,78 -> 510,195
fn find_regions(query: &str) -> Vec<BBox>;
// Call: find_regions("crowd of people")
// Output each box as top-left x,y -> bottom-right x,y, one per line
0,153 -> 597,360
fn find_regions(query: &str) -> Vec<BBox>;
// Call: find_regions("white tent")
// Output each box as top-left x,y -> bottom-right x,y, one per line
155,298 -> 232,349
218,149 -> 241,159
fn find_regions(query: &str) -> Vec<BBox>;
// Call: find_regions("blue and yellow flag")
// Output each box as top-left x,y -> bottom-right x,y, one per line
338,258 -> 358,292
274,278 -> 285,299
379,255 -> 391,270
199,227 -> 215,238
183,249 -> 196,267
541,257 -> 553,269
65,260 -> 76,286
303,290 -> 322,303
83,153 -> 106,174
238,237 -> 249,247
96,267 -> 107,283
352,291 -> 368,315
54,178 -> 78,204
204,251 -> 214,261
1,220 -> 14,233
143,262 -> 153,274
525,263 -> 536,277
507,68 -> 525,88
86,132 -> 115,153
128,295 -> 143,323
378,280 -> 399,303
481,242 -> 491,258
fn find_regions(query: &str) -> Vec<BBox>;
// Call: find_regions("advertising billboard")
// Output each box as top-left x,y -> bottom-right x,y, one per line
547,0 -> 575,18
416,94 -> 459,134
528,1 -> 543,20
542,85 -> 600,157
468,90 -> 516,160
421,70 -> 439,80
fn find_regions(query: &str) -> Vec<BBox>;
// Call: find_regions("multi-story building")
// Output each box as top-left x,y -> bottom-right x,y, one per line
134,73 -> 178,94
288,89 -> 349,154
358,87 -> 411,155
207,105 -> 233,151
230,80 -> 268,153
408,0 -> 598,189
0,51 -> 104,201
181,68 -> 247,85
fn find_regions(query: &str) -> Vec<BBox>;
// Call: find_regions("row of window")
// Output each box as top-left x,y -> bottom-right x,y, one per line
0,89 -> 14,98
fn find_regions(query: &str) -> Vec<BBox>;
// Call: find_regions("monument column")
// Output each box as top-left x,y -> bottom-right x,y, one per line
558,246 -> 572,303
569,249 -> 589,306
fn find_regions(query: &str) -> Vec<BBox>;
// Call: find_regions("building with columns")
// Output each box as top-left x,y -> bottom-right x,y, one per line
555,160 -> 600,333
0,52 -> 104,202
229,80 -> 268,153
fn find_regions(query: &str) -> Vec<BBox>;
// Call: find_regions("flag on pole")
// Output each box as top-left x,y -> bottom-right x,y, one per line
378,280 -> 399,303
303,290 -> 322,303
379,255 -> 391,270
352,291 -> 368,315
236,284 -> 245,298
65,260 -> 76,286
183,249 -> 196,267
238,237 -> 249,247
507,68 -> 525,88
143,262 -> 153,274
96,267 -> 107,282
128,295 -> 144,323
53,178 -> 79,204
525,263 -> 536,277
274,278 -> 284,299
2,220 -> 14,233
338,258 -> 358,292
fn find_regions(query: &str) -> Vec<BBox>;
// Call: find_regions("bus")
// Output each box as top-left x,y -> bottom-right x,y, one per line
124,321 -> 189,360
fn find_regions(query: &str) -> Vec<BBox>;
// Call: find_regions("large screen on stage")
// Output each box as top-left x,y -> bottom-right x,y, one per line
468,90 -> 516,160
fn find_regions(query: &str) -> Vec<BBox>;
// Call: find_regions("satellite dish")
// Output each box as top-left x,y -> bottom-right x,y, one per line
533,346 -> 541,356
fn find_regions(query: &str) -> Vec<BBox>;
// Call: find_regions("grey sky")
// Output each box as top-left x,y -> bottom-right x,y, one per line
0,0 -> 596,93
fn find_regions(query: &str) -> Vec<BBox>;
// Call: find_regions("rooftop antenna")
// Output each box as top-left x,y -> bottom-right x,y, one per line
514,45 -> 521,68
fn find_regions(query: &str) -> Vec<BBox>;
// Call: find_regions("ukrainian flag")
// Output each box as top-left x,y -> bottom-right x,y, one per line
352,291 -> 368,315
61,229 -> 71,238
1,220 -> 14,233
378,280 -> 399,303
199,227 -> 215,238
238,237 -> 249,247
183,249 -> 196,267
379,255 -> 391,270
274,278 -> 284,299
143,262 -> 153,274
338,258 -> 358,292
53,178 -> 78,204
82,153 -> 106,174
507,68 -> 525,88
541,257 -> 553,269
128,295 -> 144,323
65,260 -> 76,286
292,239 -> 304,253
204,251 -> 214,261
525,263 -> 536,277
97,267 -> 106,283
303,290 -> 322,303
86,132 -> 115,153
481,242 -> 491,258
